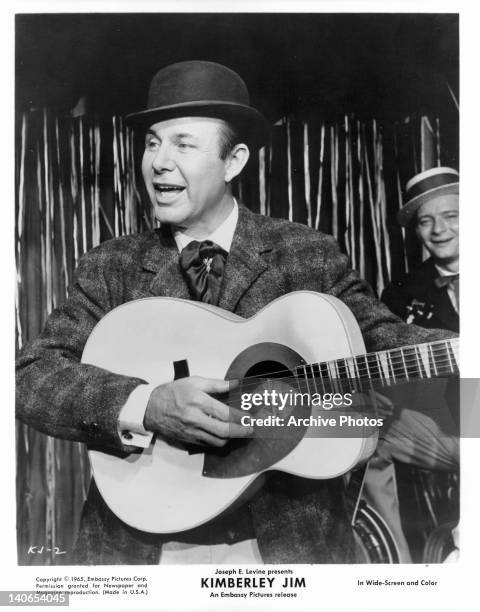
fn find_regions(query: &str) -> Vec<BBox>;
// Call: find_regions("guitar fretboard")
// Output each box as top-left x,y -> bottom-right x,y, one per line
294,338 -> 459,394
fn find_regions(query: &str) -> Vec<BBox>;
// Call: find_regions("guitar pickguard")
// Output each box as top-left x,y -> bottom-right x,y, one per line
204,342 -> 309,478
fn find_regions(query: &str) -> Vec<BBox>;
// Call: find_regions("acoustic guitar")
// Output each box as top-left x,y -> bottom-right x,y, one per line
82,291 -> 459,534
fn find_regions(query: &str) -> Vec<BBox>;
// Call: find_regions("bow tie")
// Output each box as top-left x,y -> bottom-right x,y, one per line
434,273 -> 459,289
179,240 -> 228,305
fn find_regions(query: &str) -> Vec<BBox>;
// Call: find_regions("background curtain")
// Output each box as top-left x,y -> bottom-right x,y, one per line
15,109 -> 457,565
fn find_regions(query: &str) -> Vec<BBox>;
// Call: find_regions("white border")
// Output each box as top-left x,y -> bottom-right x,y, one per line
2,2 -> 479,611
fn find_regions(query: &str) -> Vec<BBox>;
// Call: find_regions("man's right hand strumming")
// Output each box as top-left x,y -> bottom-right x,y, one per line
144,376 -> 252,447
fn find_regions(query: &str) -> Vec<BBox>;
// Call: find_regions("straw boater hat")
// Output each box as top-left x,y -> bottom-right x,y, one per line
126,60 -> 270,150
397,167 -> 459,226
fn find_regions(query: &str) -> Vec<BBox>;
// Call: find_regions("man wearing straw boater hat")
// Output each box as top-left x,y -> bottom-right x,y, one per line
383,167 -> 459,331
366,167 -> 460,562
16,61 -> 455,565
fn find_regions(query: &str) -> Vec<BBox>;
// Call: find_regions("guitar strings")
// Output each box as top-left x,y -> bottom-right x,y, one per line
232,343 -> 459,384
223,341 -> 459,396
227,353 -> 458,391
227,359 -> 458,392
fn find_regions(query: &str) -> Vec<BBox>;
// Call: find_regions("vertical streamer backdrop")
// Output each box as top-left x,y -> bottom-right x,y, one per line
15,110 -> 453,564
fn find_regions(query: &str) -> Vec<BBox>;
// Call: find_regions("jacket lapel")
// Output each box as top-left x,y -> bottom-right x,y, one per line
141,227 -> 190,300
431,288 -> 459,331
409,259 -> 459,332
218,204 -> 271,312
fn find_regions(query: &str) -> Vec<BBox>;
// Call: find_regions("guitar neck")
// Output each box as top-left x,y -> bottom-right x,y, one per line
295,337 -> 459,393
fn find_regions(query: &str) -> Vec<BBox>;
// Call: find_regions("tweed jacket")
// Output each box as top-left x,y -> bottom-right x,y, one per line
16,204 -> 452,564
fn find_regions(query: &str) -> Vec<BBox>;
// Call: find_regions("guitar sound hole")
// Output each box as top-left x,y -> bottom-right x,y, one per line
225,341 -> 306,384
244,360 -> 292,380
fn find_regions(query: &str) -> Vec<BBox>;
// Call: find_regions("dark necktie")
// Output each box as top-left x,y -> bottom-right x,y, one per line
434,273 -> 459,308
179,240 -> 228,305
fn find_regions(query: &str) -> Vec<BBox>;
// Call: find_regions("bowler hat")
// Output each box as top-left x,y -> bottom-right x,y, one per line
126,60 -> 270,150
397,167 -> 459,226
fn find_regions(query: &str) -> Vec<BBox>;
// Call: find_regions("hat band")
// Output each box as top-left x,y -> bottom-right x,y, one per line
407,171 -> 459,201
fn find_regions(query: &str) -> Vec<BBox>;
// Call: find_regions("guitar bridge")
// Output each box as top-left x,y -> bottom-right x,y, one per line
173,359 -> 190,379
